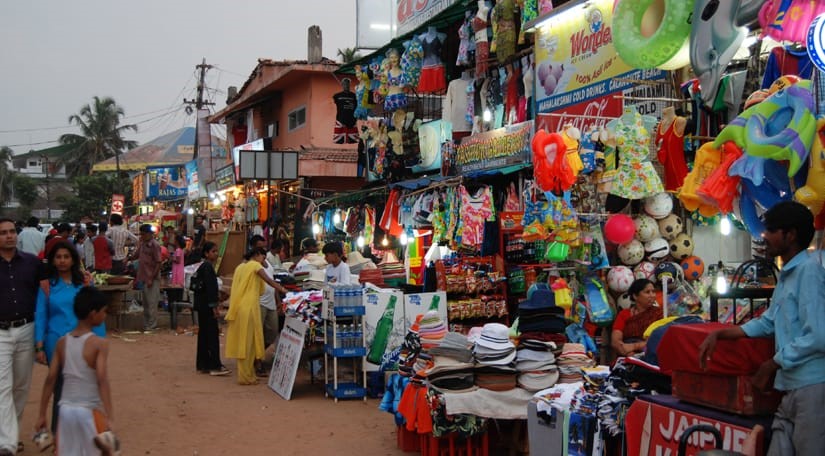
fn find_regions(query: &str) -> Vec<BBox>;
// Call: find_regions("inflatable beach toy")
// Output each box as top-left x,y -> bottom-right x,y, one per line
794,116 -> 825,215
612,0 -> 694,70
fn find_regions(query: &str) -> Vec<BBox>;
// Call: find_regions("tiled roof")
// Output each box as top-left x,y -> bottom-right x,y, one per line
300,148 -> 358,163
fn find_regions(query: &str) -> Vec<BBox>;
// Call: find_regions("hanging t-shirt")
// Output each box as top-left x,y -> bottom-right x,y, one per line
443,78 -> 472,132
333,90 -> 358,127
325,262 -> 353,285
458,185 -> 494,247
760,46 -> 814,89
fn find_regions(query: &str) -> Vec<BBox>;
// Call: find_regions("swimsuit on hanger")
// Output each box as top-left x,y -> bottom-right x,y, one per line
655,118 -> 689,191
401,38 -> 424,89
418,34 -> 446,93
608,113 -> 664,200
472,12 -> 490,76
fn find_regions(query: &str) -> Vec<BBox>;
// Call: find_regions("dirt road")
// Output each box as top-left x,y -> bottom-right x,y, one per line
19,330 -> 404,455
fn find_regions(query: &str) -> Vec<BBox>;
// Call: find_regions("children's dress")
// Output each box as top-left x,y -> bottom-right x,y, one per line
608,113 -> 664,199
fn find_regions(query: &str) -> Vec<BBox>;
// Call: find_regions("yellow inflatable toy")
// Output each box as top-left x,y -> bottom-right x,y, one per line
679,142 -> 722,217
794,116 -> 825,215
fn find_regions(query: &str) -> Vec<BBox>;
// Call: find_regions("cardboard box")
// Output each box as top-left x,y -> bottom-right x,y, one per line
363,284 -> 405,372
527,401 -> 566,456
672,370 -> 782,416
403,292 -> 447,330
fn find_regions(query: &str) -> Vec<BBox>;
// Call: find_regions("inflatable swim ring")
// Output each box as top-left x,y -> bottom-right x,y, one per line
714,80 -> 815,177
794,116 -> 825,214
612,0 -> 694,69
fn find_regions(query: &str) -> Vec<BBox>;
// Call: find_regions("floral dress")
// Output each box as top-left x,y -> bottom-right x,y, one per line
458,185 -> 494,247
456,15 -> 474,67
609,113 -> 664,199
401,38 -> 424,89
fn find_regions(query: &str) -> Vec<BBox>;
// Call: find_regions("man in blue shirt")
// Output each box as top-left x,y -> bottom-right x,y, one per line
699,201 -> 825,455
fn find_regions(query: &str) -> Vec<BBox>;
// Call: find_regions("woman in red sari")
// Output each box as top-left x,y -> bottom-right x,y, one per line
611,279 -> 663,357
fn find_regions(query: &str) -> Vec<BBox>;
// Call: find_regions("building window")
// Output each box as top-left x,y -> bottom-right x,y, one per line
287,106 -> 306,132
29,160 -> 38,167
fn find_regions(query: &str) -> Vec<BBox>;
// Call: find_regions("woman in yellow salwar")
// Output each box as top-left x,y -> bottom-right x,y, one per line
225,247 -> 283,384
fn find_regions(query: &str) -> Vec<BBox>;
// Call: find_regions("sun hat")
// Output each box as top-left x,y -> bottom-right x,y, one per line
474,323 -> 515,351
519,288 -> 563,312
474,349 -> 517,366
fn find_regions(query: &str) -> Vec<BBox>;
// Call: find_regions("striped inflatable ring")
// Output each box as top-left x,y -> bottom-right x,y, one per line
612,0 -> 694,69
807,13 -> 825,72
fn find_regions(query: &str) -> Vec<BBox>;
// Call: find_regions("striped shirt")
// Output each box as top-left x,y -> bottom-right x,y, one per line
106,225 -> 138,261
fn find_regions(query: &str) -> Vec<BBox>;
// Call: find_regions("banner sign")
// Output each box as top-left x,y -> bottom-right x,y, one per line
625,398 -> 765,455
536,94 -> 623,133
146,166 -> 188,201
184,160 -> 201,199
110,194 -> 124,215
454,121 -> 533,174
395,0 -> 459,37
534,0 -> 666,114
132,174 -> 145,205
268,316 -> 307,400
214,164 -> 236,191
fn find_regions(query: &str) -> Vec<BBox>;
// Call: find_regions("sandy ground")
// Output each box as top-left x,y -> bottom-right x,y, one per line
18,327 -> 406,456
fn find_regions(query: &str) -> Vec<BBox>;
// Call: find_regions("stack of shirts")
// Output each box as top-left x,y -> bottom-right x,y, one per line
418,311 -> 448,350
516,339 -> 559,392
556,343 -> 596,383
473,323 -> 517,391
517,288 -> 567,334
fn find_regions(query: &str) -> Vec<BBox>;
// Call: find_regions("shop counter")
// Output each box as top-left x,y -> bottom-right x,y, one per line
625,394 -> 772,455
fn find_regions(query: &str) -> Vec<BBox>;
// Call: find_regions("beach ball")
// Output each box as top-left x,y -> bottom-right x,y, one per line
607,266 -> 635,293
618,239 -> 645,266
633,261 -> 657,280
644,192 -> 673,219
604,214 -> 636,244
669,233 -> 694,260
616,292 -> 633,310
634,215 -> 660,242
644,237 -> 670,260
681,255 -> 705,280
655,261 -> 683,290
657,214 -> 683,240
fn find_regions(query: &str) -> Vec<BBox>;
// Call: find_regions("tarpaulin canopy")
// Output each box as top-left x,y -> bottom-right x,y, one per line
92,127 -> 199,172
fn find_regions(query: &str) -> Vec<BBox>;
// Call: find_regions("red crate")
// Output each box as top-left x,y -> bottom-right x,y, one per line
672,370 -> 783,416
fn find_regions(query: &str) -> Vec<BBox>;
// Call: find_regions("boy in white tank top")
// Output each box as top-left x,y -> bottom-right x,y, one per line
35,287 -> 119,455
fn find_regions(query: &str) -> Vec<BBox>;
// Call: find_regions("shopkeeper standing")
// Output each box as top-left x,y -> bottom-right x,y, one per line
699,201 -> 825,456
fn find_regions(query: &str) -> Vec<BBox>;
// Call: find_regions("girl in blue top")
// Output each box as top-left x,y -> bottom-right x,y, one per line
34,241 -> 104,431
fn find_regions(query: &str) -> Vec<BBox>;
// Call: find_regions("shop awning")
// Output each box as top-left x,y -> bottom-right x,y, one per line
464,163 -> 531,179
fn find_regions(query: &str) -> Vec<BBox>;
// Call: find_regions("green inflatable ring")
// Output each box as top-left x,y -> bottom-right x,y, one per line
613,0 -> 695,70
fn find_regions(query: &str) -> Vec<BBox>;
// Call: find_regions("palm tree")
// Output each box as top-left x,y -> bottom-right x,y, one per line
58,96 -> 138,177
0,146 -> 14,205
336,47 -> 361,64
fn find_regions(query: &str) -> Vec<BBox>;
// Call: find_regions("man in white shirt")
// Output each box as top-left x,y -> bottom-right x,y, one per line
322,242 -> 353,285
83,224 -> 96,270
106,213 -> 137,274
16,217 -> 45,256
266,239 -> 284,270
293,238 -> 323,273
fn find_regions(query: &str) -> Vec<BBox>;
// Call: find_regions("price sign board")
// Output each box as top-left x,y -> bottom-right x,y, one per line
268,317 -> 308,400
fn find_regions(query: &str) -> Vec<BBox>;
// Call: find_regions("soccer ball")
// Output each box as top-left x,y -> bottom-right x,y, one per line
634,215 -> 660,242
633,261 -> 657,280
618,240 -> 645,266
607,266 -> 634,293
657,214 -> 683,241
644,237 -> 670,260
669,233 -> 694,260
680,255 -> 705,280
655,261 -> 684,290
616,292 -> 633,310
644,192 -> 673,219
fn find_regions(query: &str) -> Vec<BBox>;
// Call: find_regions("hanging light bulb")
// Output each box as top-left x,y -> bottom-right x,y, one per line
212,197 -> 220,206
219,193 -> 227,202
357,235 -> 365,248
483,108 -> 492,123
312,223 -> 321,235
400,231 -> 409,245
720,217 -> 731,236
381,236 -> 389,247
715,261 -> 728,294
333,210 -> 341,225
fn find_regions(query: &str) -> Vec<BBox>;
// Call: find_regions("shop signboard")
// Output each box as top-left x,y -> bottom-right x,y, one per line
214,164 -> 235,191
454,120 -> 533,174
184,160 -> 201,199
363,284 -> 406,372
395,0 -> 460,37
625,397 -> 764,455
132,174 -> 146,204
205,180 -> 217,196
232,138 -> 268,181
533,0 -> 666,115
238,150 -> 299,181
110,194 -> 124,216
146,166 -> 188,201
268,316 -> 308,400
536,94 -> 623,133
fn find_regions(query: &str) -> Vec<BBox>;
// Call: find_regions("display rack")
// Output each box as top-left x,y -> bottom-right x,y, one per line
322,285 -> 367,402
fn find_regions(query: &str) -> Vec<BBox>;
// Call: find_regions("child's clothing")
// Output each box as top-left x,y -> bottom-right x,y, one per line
58,332 -> 105,455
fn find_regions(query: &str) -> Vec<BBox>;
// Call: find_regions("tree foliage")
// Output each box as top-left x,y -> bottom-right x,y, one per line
336,47 -> 361,64
12,174 -> 38,211
57,173 -> 132,222
58,96 -> 138,178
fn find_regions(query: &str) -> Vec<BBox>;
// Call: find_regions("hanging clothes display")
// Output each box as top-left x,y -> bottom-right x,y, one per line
401,37 -> 424,90
457,185 -> 494,247
418,28 -> 447,93
456,11 -> 475,67
472,2 -> 491,76
608,113 -> 664,200
655,107 -> 689,192
492,0 -> 517,64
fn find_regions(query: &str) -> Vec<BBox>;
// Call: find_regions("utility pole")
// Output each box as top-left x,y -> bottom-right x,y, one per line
183,58 -> 216,214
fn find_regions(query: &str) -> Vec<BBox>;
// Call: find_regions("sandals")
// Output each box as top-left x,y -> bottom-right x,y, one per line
94,430 -> 122,456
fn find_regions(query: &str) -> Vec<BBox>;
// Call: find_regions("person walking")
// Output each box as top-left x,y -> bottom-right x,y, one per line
134,225 -> 162,332
34,241 -> 103,432
192,242 -> 229,376
225,247 -> 283,385
16,217 -> 46,256
83,224 -> 96,271
35,287 -> 117,456
93,223 -> 113,274
0,217 -> 46,456
699,201 -> 825,455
